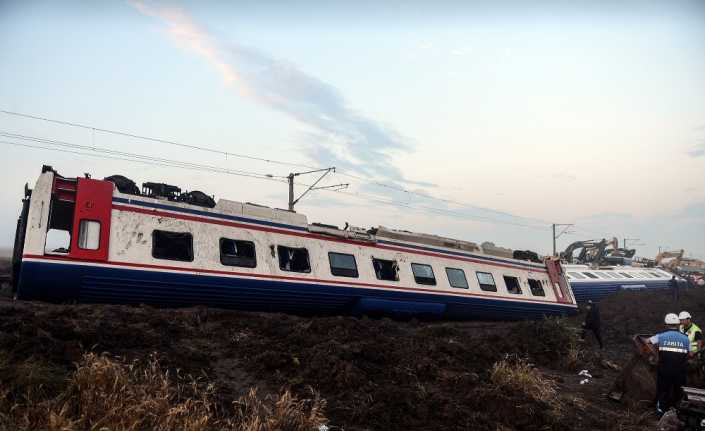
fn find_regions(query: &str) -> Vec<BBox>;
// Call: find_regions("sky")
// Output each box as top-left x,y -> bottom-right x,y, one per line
0,0 -> 704,259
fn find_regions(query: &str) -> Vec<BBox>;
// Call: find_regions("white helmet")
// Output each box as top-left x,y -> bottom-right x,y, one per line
679,311 -> 692,320
665,313 -> 680,325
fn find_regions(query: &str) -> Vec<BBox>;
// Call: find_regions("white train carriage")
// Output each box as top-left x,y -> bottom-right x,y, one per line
11,166 -> 578,320
564,264 -> 676,303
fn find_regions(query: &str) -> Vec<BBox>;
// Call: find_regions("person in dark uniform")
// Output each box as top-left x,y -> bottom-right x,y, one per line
648,313 -> 690,415
582,300 -> 603,349
670,275 -> 679,302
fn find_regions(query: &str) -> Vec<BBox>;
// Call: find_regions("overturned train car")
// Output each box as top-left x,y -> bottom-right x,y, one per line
11,166 -> 578,320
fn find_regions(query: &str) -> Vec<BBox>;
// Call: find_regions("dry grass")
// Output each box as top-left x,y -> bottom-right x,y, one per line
0,352 -> 327,431
562,343 -> 581,370
233,388 -> 326,431
490,357 -> 558,405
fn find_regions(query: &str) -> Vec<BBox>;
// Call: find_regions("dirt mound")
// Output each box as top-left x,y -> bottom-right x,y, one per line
599,288 -> 705,345
4,284 -> 702,430
0,299 -> 586,430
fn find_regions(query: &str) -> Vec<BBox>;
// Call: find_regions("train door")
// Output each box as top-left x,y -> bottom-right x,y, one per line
545,258 -> 574,304
68,178 -> 113,261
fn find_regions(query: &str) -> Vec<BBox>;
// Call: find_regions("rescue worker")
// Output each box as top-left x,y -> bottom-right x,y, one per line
648,313 -> 690,415
670,275 -> 679,302
582,300 -> 603,348
679,311 -> 703,357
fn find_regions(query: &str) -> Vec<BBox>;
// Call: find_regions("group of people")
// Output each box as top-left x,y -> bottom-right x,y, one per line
648,311 -> 703,415
582,302 -> 703,416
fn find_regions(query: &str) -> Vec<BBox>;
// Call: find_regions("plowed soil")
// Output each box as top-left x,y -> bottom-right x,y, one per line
1,260 -> 702,430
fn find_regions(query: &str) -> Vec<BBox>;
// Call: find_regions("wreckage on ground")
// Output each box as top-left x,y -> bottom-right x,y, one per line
10,166 -> 577,320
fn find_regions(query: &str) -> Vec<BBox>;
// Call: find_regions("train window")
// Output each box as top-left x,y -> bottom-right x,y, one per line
446,268 -> 469,289
503,276 -> 522,294
476,272 -> 497,292
372,258 -> 399,281
582,272 -> 599,279
45,196 -> 75,254
278,246 -> 311,273
77,220 -> 101,250
220,238 -> 256,268
152,230 -> 194,262
329,252 -> 358,278
45,229 -> 71,254
568,272 -> 586,279
411,263 -> 436,285
619,272 -> 633,278
528,279 -> 546,296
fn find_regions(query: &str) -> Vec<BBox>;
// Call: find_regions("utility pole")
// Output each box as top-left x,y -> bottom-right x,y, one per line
287,167 -> 348,211
552,223 -> 574,256
623,237 -> 640,249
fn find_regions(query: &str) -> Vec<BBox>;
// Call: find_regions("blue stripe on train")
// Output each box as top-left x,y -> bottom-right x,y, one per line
112,197 -> 309,232
17,260 -> 576,320
569,280 -> 671,303
376,239 -> 544,270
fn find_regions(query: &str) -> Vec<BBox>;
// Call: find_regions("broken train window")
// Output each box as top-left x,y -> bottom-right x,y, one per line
45,195 -> 75,254
528,279 -> 546,296
503,275 -> 522,294
372,258 -> 399,281
278,245 -> 311,273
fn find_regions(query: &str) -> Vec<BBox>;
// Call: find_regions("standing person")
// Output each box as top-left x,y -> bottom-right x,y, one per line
679,311 -> 703,357
582,300 -> 603,349
648,313 -> 690,415
670,275 -> 679,302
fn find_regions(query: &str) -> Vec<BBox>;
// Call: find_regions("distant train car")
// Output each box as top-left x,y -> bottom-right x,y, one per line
11,166 -> 578,320
564,264 -> 676,303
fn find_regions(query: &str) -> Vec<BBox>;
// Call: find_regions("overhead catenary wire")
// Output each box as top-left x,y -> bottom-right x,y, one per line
0,139 -> 288,185
0,131 -> 286,181
0,133 -> 551,230
0,108 -> 554,226
0,109 -> 319,170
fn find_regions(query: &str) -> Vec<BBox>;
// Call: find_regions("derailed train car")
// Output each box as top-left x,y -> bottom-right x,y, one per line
565,264 -> 677,303
11,166 -> 578,320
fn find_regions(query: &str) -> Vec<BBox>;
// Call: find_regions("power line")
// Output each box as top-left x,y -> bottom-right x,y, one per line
0,109 -> 319,170
0,139 -> 287,184
328,187 -> 551,230
333,170 -> 554,226
1,133 -> 550,230
0,108 -> 554,226
0,131 -> 285,181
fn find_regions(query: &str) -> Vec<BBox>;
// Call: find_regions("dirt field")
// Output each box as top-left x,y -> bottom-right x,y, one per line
0,265 -> 701,430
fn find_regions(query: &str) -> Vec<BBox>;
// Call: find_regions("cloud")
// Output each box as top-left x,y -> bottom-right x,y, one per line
131,1 -> 417,185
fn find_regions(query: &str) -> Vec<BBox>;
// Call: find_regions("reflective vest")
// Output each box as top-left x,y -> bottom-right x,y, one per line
682,323 -> 702,353
657,329 -> 689,359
